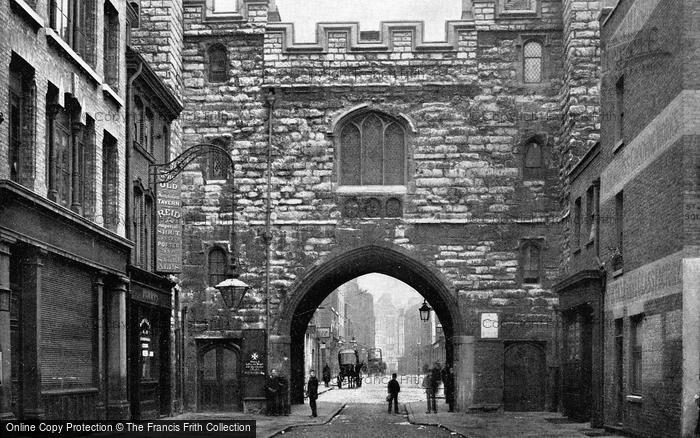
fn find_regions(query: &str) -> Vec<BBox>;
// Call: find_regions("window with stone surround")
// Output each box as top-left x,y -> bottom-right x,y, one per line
614,191 -> 624,270
207,44 -> 228,83
523,137 -> 545,180
630,314 -> 643,394
523,41 -> 543,83
102,131 -> 118,231
338,111 -> 406,186
8,54 -> 36,187
520,240 -> 542,284
573,197 -> 581,249
615,76 -> 625,144
50,0 -> 97,66
204,138 -> 229,181
524,141 -> 542,168
47,96 -> 91,214
103,1 -> 120,90
208,247 -> 228,287
585,184 -> 597,244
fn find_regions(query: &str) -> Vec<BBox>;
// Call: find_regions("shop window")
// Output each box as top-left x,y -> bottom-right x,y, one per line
339,111 -> 406,186
103,1 -> 120,90
50,0 -> 97,65
520,241 -> 541,284
102,131 -> 118,230
208,247 -> 228,287
630,315 -> 643,394
208,44 -> 228,83
523,41 -> 543,83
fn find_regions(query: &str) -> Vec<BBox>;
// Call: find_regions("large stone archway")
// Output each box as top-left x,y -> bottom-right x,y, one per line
271,242 -> 474,410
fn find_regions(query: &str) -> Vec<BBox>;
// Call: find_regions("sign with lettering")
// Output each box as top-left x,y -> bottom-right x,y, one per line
317,327 -> 331,338
131,284 -> 171,308
156,177 -> 182,273
243,351 -> 266,376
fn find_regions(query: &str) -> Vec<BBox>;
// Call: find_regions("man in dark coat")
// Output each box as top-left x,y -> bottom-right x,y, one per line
442,366 -> 455,412
322,364 -> 331,387
278,373 -> 290,415
387,373 -> 401,414
266,369 -> 279,415
306,370 -> 320,417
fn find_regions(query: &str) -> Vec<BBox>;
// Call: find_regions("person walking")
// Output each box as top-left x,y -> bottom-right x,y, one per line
322,364 -> 331,388
387,373 -> 401,414
422,370 -> 436,413
266,369 -> 279,416
442,366 -> 455,412
306,370 -> 319,417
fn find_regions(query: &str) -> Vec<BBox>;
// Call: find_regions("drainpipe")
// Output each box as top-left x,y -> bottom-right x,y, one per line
126,61 -> 143,247
264,89 -> 275,369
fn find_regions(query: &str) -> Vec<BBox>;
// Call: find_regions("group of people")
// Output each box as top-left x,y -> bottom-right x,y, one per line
421,362 -> 455,414
265,369 -> 291,416
386,361 -> 455,415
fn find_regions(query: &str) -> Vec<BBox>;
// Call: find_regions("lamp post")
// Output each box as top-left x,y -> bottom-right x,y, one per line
419,300 -> 432,322
149,142 -> 248,308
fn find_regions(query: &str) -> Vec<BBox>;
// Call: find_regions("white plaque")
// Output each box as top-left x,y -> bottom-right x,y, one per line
481,313 -> 499,338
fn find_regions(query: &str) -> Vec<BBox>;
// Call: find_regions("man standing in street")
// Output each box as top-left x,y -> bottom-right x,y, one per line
442,366 -> 455,412
322,364 -> 331,387
278,373 -> 290,415
387,373 -> 401,414
422,370 -> 436,413
306,370 -> 320,417
266,369 -> 279,415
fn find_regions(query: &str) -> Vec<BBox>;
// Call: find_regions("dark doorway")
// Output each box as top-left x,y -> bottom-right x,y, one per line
562,307 -> 593,421
503,341 -> 546,411
198,342 -> 241,411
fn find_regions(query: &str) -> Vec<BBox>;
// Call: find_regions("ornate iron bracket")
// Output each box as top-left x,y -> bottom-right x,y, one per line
149,143 -> 232,185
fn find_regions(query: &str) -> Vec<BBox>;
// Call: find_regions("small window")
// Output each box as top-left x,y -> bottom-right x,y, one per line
102,131 -> 118,231
8,55 -> 36,186
523,41 -> 543,83
524,142 -> 542,168
208,44 -> 228,83
208,248 -> 228,287
205,139 -> 229,180
585,185 -> 596,243
521,242 -> 541,284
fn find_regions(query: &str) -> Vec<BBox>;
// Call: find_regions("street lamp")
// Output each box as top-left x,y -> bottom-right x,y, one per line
419,300 -> 432,322
214,276 -> 250,311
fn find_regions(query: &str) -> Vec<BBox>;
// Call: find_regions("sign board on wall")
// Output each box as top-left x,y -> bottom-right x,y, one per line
481,313 -> 499,339
317,327 -> 331,338
156,177 -> 182,273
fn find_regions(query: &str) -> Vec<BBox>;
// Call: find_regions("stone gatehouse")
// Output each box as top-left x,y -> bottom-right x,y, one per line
177,0 -> 600,414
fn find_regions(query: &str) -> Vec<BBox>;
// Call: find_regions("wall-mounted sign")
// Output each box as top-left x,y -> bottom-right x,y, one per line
481,313 -> 499,339
317,327 -> 331,338
156,177 -> 182,273
243,351 -> 265,376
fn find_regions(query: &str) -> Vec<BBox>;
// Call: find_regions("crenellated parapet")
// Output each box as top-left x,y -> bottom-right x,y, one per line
183,0 -> 270,36
266,20 -> 477,54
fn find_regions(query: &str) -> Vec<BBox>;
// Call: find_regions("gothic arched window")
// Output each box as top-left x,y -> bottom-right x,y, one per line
208,247 -> 228,287
205,139 -> 229,180
208,44 -> 228,83
339,112 -> 406,186
523,41 -> 543,83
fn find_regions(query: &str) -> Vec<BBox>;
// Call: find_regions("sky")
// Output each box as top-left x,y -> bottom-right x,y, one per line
356,273 -> 423,310
275,0 -> 462,42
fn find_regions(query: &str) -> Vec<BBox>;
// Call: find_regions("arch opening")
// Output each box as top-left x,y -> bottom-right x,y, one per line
277,244 -> 464,404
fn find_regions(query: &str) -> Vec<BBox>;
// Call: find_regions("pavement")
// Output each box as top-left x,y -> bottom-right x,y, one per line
405,402 -> 628,438
164,399 -> 344,438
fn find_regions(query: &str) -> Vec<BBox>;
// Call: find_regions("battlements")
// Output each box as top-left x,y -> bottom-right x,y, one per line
266,20 -> 477,54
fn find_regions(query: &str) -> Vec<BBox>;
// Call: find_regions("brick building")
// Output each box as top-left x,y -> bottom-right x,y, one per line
0,0 -> 184,421
178,0 -> 564,413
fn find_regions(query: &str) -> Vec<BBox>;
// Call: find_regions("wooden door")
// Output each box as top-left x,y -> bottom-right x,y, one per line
199,343 -> 241,411
503,342 -> 546,411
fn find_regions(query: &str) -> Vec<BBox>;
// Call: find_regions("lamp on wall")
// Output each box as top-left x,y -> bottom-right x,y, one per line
215,276 -> 249,311
419,300 -> 432,322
